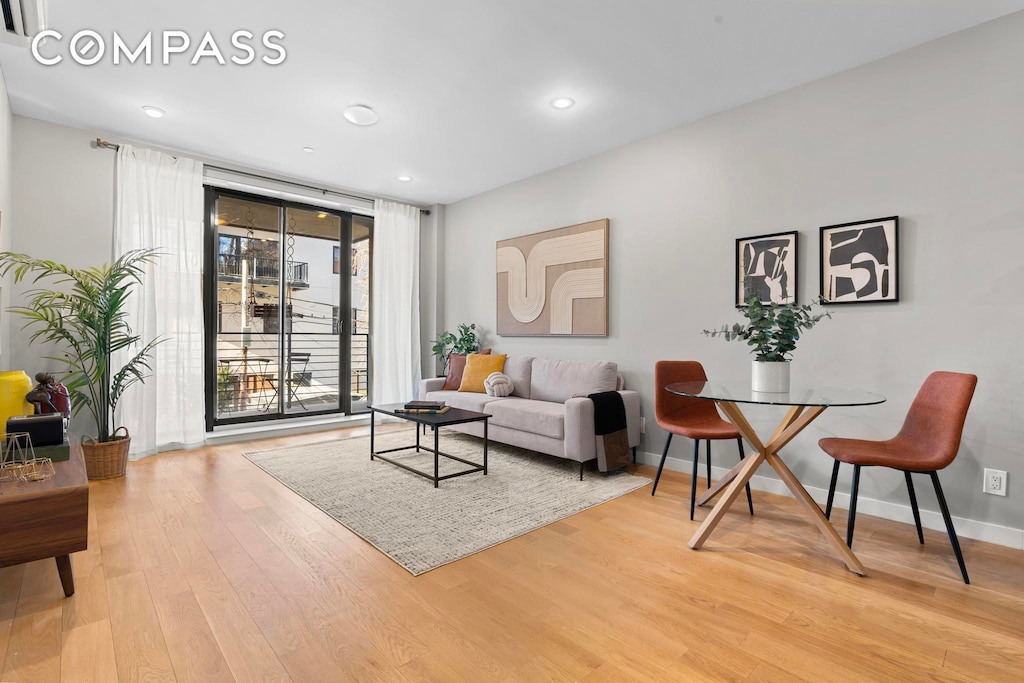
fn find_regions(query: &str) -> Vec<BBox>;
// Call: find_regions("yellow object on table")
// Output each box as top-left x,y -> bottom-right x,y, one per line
0,370 -> 33,442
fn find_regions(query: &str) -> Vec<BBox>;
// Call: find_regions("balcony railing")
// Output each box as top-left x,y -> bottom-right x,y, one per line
218,254 -> 309,288
214,332 -> 369,418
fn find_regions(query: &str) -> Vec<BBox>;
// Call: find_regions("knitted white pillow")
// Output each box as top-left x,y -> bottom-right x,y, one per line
484,372 -> 514,397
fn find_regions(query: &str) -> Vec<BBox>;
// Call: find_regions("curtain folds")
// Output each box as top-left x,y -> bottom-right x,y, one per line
371,200 -> 422,404
114,145 -> 205,459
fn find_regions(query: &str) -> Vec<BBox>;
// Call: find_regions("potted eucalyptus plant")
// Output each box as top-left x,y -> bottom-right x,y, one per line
703,297 -> 830,392
430,323 -> 480,373
0,249 -> 163,478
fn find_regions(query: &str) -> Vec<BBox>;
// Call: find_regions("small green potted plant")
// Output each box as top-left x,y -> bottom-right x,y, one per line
704,297 -> 830,392
0,249 -> 163,478
430,323 -> 480,373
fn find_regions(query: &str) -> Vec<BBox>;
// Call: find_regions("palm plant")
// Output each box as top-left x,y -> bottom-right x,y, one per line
0,249 -> 163,443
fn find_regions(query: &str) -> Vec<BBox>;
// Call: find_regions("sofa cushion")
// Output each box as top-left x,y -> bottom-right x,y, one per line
503,355 -> 534,399
530,358 -> 619,404
423,389 -> 508,413
443,348 -> 491,391
487,398 -> 564,440
459,354 -> 507,393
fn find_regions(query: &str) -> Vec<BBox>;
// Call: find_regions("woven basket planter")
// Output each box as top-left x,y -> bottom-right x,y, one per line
82,427 -> 131,480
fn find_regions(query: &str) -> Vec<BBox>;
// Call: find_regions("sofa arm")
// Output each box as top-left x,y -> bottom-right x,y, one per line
564,397 -> 597,463
419,377 -> 445,399
565,390 -> 641,461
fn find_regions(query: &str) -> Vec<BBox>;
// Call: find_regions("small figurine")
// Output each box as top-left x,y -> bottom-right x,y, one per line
26,372 -> 71,418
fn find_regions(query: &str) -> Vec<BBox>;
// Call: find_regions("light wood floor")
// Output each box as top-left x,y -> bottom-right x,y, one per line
1,424 -> 1022,682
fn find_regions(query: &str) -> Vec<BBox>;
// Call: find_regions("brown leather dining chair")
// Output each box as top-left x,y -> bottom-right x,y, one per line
653,361 -> 754,520
819,371 -> 977,584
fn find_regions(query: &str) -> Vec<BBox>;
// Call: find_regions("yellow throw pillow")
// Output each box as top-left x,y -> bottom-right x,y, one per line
459,354 -> 507,393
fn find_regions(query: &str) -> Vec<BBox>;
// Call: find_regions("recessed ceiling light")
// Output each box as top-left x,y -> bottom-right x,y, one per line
397,175 -> 413,182
142,106 -> 165,118
343,104 -> 380,126
302,146 -> 315,153
317,212 -> 327,218
549,97 -> 575,110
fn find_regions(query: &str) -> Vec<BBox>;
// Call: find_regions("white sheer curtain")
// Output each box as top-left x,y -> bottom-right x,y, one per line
114,145 -> 205,458
371,200 -> 422,404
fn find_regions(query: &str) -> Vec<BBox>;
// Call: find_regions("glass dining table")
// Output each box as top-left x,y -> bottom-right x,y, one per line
665,381 -> 885,575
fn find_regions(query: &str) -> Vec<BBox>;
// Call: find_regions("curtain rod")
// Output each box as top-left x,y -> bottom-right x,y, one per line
91,138 -> 431,216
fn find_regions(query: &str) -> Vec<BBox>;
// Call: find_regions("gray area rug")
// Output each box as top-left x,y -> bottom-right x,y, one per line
244,429 -> 650,575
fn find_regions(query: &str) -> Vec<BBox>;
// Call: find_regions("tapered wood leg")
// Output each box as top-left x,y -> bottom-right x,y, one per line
56,554 -> 74,597
689,401 -> 866,576
695,456 -> 747,506
766,451 -> 866,575
689,451 -> 764,548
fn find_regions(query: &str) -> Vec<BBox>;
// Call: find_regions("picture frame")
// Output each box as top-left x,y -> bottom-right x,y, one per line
820,216 -> 899,304
496,219 -> 609,336
735,231 -> 798,307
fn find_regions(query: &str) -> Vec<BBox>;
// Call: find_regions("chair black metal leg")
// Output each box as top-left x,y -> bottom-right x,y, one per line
825,460 -> 840,520
905,471 -> 924,544
631,446 -> 637,464
846,464 -> 861,549
705,440 -> 712,489
690,439 -> 700,520
737,438 -> 754,516
579,460 -> 584,481
930,472 -> 969,584
652,434 -> 672,496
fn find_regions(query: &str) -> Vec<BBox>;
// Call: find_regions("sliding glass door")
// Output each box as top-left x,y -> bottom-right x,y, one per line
204,188 -> 372,428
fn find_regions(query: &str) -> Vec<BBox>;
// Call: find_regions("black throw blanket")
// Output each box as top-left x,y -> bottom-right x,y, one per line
588,391 -> 630,472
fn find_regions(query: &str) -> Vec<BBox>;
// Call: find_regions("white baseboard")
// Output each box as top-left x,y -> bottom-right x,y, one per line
638,451 -> 1024,551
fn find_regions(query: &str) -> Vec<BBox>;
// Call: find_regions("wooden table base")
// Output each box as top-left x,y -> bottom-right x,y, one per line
688,401 -> 867,576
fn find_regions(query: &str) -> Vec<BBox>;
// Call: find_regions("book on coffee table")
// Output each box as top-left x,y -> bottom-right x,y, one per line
403,401 -> 445,410
396,405 -> 450,414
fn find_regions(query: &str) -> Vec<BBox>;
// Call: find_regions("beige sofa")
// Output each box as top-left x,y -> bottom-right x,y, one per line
418,356 -> 641,476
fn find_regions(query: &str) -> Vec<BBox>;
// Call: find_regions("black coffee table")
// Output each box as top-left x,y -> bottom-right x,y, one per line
369,403 -> 490,488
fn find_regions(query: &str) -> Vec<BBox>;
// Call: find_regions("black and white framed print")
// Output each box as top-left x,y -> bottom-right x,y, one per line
820,216 -> 899,304
735,231 -> 798,307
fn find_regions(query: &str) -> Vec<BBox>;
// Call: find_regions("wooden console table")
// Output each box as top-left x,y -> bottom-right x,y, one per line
0,439 -> 88,596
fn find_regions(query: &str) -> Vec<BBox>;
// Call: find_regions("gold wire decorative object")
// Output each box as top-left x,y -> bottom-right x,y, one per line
0,432 -> 53,482
20,457 -> 54,482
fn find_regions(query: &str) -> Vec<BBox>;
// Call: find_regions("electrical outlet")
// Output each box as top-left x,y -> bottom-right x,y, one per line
640,417 -> 646,434
983,468 -> 1007,497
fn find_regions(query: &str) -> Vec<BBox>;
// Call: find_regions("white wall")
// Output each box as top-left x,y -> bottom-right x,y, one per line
443,13 -> 1024,537
419,205 -> 445,375
8,117 -> 115,433
0,66 -> 14,365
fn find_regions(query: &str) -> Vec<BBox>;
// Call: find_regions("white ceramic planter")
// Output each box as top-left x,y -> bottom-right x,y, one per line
752,360 -> 791,393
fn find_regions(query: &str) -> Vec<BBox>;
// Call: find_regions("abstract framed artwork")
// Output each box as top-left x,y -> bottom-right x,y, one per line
820,216 -> 899,304
496,219 -> 608,336
735,231 -> 798,307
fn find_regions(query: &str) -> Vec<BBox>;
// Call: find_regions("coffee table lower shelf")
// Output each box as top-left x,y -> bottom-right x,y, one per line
369,404 -> 490,488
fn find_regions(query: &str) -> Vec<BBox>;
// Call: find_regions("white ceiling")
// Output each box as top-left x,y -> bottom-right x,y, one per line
2,1 -> 1023,205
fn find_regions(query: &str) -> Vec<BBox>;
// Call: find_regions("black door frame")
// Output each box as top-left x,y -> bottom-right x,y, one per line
203,186 -> 369,430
